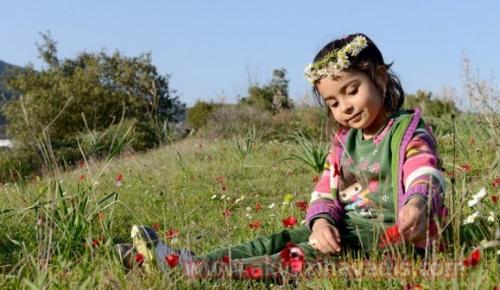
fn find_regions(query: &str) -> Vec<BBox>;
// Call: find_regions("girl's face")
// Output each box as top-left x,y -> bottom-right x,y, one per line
316,69 -> 387,139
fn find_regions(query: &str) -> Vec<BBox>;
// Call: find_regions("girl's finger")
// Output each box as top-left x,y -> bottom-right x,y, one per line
322,230 -> 341,253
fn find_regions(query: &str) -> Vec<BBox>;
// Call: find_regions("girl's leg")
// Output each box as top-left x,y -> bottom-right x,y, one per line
199,226 -> 314,261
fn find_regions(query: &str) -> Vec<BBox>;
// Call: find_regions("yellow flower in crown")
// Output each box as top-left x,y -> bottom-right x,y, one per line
304,35 -> 368,84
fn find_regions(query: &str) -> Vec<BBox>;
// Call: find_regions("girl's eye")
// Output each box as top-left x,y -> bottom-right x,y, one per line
348,88 -> 358,96
330,102 -> 338,108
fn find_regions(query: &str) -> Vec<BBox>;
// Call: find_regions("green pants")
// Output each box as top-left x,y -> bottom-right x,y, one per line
200,225 -> 364,264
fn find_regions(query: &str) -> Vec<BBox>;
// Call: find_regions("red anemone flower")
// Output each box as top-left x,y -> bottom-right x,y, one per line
165,254 -> 179,268
279,242 -> 305,274
222,208 -> 232,217
282,216 -> 298,228
151,223 -> 161,231
295,200 -> 308,212
165,228 -> 180,240
248,220 -> 262,230
242,265 -> 263,279
134,253 -> 145,265
492,177 -> 500,188
255,202 -> 262,212
222,255 -> 230,264
115,174 -> 123,186
379,224 -> 402,248
463,248 -> 481,267
459,164 -> 472,173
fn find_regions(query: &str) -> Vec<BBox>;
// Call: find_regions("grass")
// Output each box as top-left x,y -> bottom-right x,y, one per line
0,113 -> 498,289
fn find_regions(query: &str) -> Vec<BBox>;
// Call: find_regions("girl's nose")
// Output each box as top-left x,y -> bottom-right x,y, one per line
340,101 -> 354,114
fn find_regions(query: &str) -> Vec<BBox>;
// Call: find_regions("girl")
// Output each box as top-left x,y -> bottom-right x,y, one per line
117,33 -> 447,280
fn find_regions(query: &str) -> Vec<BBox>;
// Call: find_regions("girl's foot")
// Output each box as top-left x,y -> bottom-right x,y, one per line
115,243 -> 135,270
130,225 -> 194,272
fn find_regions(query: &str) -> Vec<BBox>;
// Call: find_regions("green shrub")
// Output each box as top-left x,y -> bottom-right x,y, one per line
0,146 -> 42,182
187,101 -> 222,130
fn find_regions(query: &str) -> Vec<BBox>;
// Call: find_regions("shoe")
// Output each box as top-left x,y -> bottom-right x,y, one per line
115,243 -> 135,270
131,225 -> 195,272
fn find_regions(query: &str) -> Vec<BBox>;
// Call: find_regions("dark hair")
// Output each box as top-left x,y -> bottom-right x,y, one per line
312,33 -> 405,122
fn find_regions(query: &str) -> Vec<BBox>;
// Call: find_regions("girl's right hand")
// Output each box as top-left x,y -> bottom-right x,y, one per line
310,218 -> 342,254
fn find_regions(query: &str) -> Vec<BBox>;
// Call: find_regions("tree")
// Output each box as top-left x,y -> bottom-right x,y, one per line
239,68 -> 293,113
2,33 -> 185,161
405,90 -> 458,117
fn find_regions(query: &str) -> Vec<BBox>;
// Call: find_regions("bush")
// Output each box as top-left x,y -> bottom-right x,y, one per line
200,104 -> 273,139
186,101 -> 222,130
0,146 -> 42,182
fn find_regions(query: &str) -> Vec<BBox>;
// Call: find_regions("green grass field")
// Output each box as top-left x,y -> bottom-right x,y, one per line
0,113 -> 498,289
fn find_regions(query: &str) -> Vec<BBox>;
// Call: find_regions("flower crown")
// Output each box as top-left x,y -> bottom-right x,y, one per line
304,35 -> 368,84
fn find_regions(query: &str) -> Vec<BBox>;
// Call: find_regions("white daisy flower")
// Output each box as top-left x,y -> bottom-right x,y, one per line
467,188 -> 487,207
487,211 -> 495,223
268,203 -> 276,209
463,211 -> 480,225
211,194 -> 217,200
246,206 -> 252,211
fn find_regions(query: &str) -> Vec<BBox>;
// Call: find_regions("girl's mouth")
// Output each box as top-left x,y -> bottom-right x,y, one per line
347,112 -> 362,122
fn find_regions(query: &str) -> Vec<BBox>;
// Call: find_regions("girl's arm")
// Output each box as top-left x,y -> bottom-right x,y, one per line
305,151 -> 346,229
401,128 -> 446,216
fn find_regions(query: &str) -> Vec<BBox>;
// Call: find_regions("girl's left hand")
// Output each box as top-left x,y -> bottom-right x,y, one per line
397,197 -> 428,243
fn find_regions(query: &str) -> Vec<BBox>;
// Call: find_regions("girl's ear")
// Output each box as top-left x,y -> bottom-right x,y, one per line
374,65 -> 388,96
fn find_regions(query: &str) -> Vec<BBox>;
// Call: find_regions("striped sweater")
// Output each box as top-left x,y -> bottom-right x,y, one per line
306,109 -> 447,230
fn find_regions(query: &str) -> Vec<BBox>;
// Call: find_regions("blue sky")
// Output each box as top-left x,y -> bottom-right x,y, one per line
1,0 -> 499,106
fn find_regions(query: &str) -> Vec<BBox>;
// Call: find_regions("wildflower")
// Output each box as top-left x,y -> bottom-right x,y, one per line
79,175 -> 85,182
245,213 -> 252,219
467,188 -> 487,207
234,195 -> 245,203
222,208 -> 232,217
284,194 -> 294,204
255,202 -> 263,212
459,164 -> 472,173
165,254 -> 179,268
268,203 -> 276,209
92,238 -> 101,248
296,200 -> 308,212
248,220 -> 262,230
242,265 -> 263,279
222,255 -> 230,264
463,211 -> 480,225
487,211 -> 495,223
211,194 -> 217,200
280,242 -> 305,274
492,195 -> 498,203
165,228 -> 179,240
379,224 -> 402,248
115,174 -> 123,187
463,248 -> 481,267
215,175 -> 225,184
404,284 -> 424,290
152,223 -> 160,231
493,177 -> 500,188
245,206 -> 252,211
282,216 -> 298,228
134,253 -> 145,265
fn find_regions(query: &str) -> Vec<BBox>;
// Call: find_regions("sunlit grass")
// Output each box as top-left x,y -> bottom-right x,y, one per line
0,112 -> 499,289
